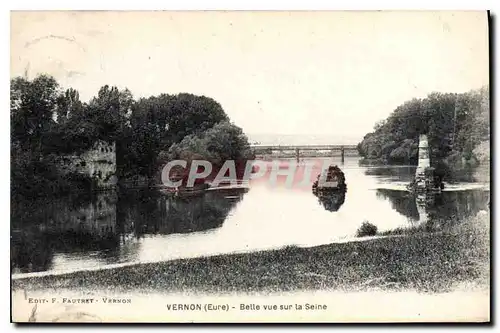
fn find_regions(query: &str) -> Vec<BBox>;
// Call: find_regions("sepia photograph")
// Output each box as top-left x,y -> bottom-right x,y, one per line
10,10 -> 490,323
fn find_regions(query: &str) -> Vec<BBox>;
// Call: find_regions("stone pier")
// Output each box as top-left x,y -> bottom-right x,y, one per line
413,134 -> 443,192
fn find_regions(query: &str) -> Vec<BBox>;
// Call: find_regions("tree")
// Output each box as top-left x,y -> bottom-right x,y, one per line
86,85 -> 132,141
357,87 -> 489,181
164,93 -> 229,144
121,93 -> 234,178
166,121 -> 254,166
55,88 -> 84,124
11,74 -> 254,195
11,75 -> 61,155
120,96 -> 166,177
203,121 -> 254,164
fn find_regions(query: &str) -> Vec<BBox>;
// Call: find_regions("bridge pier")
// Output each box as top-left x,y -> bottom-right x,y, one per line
331,147 -> 345,163
295,148 -> 300,163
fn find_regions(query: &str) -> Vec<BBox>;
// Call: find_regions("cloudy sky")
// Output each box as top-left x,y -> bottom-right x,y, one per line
11,11 -> 489,143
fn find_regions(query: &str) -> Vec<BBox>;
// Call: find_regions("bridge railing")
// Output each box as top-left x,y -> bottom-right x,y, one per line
250,144 -> 358,151
250,144 -> 359,162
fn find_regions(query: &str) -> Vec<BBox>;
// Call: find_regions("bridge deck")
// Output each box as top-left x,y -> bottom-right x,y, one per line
251,144 -> 358,151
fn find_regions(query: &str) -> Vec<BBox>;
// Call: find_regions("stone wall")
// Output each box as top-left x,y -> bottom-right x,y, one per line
57,140 -> 117,190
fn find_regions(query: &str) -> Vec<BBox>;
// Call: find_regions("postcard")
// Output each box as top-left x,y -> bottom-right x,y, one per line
10,10 -> 490,323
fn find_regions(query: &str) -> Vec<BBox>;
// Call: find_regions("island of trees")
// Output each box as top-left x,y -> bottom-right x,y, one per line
11,74 -> 254,199
357,87 -> 489,181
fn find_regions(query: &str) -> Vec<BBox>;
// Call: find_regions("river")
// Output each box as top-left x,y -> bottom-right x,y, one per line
11,157 -> 490,278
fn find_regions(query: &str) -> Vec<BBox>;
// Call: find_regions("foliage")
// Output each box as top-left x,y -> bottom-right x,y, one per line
356,221 -> 378,237
357,87 -> 489,180
10,74 -> 252,197
165,121 -> 254,166
11,75 -> 61,156
163,93 -> 229,143
118,93 -> 232,178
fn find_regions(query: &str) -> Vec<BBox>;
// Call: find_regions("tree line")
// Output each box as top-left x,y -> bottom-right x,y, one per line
11,74 -> 254,199
357,87 -> 489,181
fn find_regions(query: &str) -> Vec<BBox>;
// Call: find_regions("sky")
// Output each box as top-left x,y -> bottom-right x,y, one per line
10,11 -> 489,144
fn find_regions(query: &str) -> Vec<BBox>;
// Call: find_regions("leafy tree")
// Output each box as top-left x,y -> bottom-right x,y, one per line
55,88 -> 84,124
164,93 -> 229,144
11,75 -> 61,156
122,94 -> 234,178
166,121 -> 254,166
358,87 -> 489,181
10,74 -> 253,196
86,85 -> 132,141
119,96 -> 168,178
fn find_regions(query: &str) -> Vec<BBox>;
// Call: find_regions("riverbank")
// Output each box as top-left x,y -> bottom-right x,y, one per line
12,211 -> 489,295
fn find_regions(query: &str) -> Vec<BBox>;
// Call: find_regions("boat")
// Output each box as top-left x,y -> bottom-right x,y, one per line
159,183 -> 209,198
207,180 -> 250,193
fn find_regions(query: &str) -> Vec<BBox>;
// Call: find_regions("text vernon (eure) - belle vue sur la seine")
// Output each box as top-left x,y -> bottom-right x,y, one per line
10,11 -> 490,323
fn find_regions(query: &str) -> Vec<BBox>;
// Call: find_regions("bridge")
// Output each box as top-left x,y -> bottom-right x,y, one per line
250,144 -> 359,163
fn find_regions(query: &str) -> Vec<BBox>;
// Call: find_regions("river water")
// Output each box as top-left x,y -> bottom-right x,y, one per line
11,157 -> 490,278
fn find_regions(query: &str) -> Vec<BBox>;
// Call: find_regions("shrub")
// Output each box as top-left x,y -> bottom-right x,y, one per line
356,221 -> 378,237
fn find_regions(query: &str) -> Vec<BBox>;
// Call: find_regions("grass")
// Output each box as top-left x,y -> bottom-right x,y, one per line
12,212 -> 490,295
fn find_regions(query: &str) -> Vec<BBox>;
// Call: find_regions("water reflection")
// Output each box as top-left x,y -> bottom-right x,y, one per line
364,166 -> 415,181
117,190 -> 246,236
376,189 -> 490,232
376,189 -> 419,220
313,189 -> 347,212
11,158 -> 490,276
11,230 -> 53,274
11,189 -> 245,274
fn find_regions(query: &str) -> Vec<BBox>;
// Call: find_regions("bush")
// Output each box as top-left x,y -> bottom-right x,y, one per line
356,221 -> 378,237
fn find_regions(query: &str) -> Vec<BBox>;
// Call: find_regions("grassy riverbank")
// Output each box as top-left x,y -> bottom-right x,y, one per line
13,212 -> 489,295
